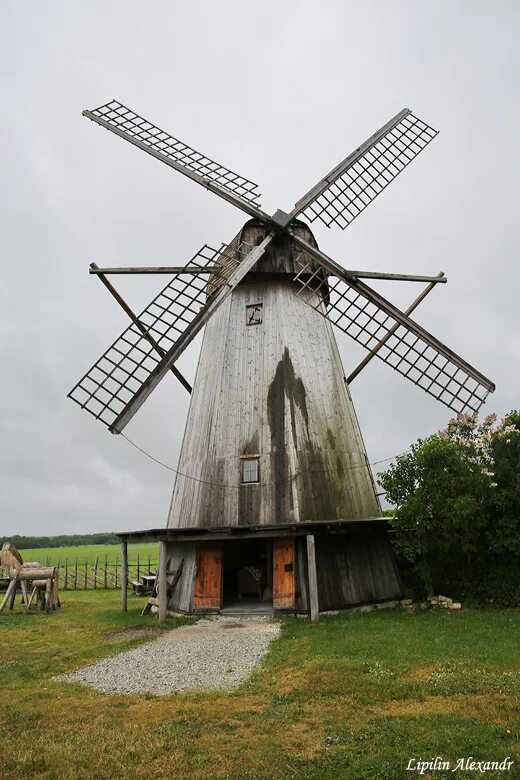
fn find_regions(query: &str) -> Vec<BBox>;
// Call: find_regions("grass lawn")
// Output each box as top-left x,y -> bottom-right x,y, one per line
17,542 -> 158,565
0,593 -> 518,780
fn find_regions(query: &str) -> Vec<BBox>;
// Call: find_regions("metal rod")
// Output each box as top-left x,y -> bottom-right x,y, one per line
89,266 -> 220,275
347,272 -> 445,384
90,262 -> 192,394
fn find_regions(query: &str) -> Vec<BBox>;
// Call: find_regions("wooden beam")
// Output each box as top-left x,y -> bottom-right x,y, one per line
110,232 -> 275,433
347,272 -> 445,384
158,541 -> 168,625
90,263 -> 192,395
89,266 -> 220,275
121,541 -> 128,612
0,578 -> 17,614
306,535 -> 319,624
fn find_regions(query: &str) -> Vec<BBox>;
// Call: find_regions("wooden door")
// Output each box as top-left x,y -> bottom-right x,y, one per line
193,544 -> 222,610
273,537 -> 295,609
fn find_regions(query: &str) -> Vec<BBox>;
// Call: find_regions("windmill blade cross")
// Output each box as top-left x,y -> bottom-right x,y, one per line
290,108 -> 438,230
83,100 -> 270,222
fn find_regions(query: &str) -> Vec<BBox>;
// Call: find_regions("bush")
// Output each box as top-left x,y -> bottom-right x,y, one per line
378,411 -> 520,606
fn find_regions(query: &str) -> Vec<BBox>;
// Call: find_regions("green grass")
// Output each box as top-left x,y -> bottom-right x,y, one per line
17,542 -> 158,565
0,594 -> 518,779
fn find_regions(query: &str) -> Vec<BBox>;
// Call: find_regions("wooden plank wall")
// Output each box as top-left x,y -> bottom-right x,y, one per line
165,543 -> 195,612
167,267 -> 380,530
314,528 -> 401,611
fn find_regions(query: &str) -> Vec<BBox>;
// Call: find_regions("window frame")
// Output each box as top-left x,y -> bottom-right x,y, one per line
240,455 -> 260,484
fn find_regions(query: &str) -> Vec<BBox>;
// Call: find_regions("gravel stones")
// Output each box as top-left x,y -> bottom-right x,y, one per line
58,617 -> 280,696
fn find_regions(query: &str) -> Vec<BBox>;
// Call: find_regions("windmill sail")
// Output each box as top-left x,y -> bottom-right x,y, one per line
83,100 -> 264,216
293,242 -> 495,414
68,244 -> 238,428
69,235 -> 275,431
292,109 -> 438,230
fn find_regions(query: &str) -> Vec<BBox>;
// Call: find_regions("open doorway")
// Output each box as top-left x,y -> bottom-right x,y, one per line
222,538 -> 273,612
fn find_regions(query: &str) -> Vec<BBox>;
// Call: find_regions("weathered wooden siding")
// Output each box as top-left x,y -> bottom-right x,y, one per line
165,542 -> 195,612
167,224 -> 380,530
314,528 -> 401,610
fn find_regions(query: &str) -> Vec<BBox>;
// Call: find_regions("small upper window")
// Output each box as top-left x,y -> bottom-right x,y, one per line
241,457 -> 260,484
246,303 -> 262,326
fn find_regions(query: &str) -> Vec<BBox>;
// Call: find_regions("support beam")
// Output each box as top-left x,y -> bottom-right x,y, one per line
158,541 -> 168,625
89,266 -> 220,275
347,272 -> 445,384
337,270 -> 446,284
121,540 -> 128,612
90,263 -> 192,395
306,535 -> 319,624
110,232 -> 275,433
0,578 -> 17,614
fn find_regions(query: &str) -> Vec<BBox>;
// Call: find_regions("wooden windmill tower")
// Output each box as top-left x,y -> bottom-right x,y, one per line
69,101 -> 494,620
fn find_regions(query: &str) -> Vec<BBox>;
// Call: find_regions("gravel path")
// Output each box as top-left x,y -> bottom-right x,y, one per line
58,617 -> 280,695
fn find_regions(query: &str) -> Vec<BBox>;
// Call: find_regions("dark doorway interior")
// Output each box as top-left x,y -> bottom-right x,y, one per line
222,538 -> 273,610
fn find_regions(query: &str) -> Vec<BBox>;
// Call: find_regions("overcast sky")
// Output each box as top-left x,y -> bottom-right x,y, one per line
1,1 -> 518,536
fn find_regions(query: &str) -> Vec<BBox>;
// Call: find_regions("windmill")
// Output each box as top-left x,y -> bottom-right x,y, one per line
69,101 -> 494,621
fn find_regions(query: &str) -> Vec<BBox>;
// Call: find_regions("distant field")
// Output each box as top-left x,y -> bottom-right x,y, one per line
17,542 -> 158,565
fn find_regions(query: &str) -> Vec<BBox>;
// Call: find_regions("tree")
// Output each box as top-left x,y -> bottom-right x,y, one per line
378,411 -> 520,603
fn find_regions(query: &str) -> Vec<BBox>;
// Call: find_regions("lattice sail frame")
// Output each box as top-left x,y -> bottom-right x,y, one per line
295,113 -> 438,230
85,100 -> 262,207
68,243 -> 242,428
293,255 -> 494,414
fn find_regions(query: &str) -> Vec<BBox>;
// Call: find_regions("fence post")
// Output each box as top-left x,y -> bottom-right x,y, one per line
121,541 -> 128,612
93,557 -> 98,589
64,558 -> 68,590
104,554 -> 108,589
137,553 -> 140,583
74,558 -> 78,590
115,555 -> 119,589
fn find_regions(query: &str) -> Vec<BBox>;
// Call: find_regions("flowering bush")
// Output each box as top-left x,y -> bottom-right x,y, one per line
378,411 -> 520,604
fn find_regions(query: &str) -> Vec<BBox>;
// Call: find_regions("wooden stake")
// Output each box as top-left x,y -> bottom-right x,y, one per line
0,579 -> 17,613
121,541 -> 128,612
158,542 -> 168,625
306,535 -> 319,624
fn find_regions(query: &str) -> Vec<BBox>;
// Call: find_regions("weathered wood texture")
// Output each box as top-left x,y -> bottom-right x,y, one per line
158,541 -> 168,623
167,223 -> 379,530
314,527 -> 401,610
273,537 -> 295,609
162,543 -> 195,612
193,544 -> 223,610
306,535 -> 319,623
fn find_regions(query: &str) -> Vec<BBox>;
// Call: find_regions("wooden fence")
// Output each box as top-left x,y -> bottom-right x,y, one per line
38,555 -> 158,590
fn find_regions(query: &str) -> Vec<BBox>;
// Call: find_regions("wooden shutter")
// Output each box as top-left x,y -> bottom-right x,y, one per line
273,537 -> 295,609
193,543 -> 222,610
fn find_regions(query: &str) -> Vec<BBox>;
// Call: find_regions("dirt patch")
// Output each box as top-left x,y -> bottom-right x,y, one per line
376,694 -> 515,725
401,664 -> 438,681
103,627 -> 164,641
